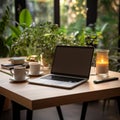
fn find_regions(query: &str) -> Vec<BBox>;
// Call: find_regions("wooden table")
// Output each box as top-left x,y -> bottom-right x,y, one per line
0,58 -> 120,120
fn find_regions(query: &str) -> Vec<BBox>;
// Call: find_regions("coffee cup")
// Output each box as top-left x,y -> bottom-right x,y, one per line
10,66 -> 28,81
29,62 -> 40,75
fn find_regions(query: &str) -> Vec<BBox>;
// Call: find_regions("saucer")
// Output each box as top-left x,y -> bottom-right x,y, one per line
9,77 -> 29,83
28,71 -> 44,77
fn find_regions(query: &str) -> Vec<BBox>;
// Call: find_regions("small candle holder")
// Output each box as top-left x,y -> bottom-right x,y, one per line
96,49 -> 109,77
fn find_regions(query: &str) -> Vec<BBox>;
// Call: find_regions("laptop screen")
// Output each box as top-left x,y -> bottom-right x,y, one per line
51,46 -> 94,78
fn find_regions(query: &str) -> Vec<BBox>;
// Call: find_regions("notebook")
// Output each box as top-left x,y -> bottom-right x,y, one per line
28,46 -> 94,89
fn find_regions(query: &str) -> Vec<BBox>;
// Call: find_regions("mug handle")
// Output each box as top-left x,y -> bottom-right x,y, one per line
10,69 -> 14,76
25,69 -> 29,76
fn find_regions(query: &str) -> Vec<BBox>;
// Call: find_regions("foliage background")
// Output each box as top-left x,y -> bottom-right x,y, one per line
0,0 -> 119,70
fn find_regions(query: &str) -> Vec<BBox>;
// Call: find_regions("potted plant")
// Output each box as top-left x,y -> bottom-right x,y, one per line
10,9 -> 73,66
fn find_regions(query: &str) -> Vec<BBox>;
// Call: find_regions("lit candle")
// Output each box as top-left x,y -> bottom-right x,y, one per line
96,59 -> 108,74
96,49 -> 109,76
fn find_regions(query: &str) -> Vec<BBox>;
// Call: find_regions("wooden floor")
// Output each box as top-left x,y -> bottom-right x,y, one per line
0,100 -> 120,120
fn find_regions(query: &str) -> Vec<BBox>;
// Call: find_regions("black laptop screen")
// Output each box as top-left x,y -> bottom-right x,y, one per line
51,46 -> 94,78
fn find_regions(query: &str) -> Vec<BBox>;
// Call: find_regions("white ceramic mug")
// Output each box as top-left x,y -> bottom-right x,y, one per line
10,66 -> 28,81
29,62 -> 40,75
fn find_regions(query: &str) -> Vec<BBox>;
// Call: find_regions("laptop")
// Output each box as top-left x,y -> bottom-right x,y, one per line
28,46 -> 94,89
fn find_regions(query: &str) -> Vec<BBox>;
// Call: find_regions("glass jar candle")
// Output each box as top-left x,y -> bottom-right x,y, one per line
96,49 -> 109,77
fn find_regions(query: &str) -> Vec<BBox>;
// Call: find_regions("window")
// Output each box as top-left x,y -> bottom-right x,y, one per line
60,0 -> 86,33
97,0 -> 119,48
0,0 -> 15,19
26,0 -> 54,24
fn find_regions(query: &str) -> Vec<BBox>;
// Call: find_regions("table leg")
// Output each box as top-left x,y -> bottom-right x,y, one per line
0,95 -> 5,114
25,107 -> 62,120
26,109 -> 33,120
116,97 -> 120,114
12,101 -> 33,120
12,101 -> 63,120
12,101 -> 21,120
56,106 -> 64,120
80,102 -> 88,120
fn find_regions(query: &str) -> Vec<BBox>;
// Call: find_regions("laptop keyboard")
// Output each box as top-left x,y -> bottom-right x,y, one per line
43,75 -> 83,83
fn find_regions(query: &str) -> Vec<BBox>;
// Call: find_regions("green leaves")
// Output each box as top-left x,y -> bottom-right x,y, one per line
8,24 -> 21,37
12,22 -> 73,65
0,6 -> 10,57
73,24 -> 107,47
19,9 -> 33,27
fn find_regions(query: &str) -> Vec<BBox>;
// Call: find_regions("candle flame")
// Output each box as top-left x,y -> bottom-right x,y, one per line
101,59 -> 104,63
96,58 -> 108,64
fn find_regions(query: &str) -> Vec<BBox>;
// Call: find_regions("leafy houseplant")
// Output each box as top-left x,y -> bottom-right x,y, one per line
11,9 -> 73,65
13,22 -> 73,65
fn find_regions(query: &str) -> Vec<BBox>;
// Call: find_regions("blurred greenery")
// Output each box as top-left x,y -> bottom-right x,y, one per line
62,0 -> 119,49
0,7 -> 100,66
0,6 -> 12,57
8,9 -> 74,65
0,0 -> 119,70
60,0 -> 119,71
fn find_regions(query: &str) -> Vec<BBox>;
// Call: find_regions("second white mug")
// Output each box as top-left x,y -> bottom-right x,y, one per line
29,62 -> 40,75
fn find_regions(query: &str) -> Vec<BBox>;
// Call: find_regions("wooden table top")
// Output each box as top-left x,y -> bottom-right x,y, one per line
0,58 -> 120,110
